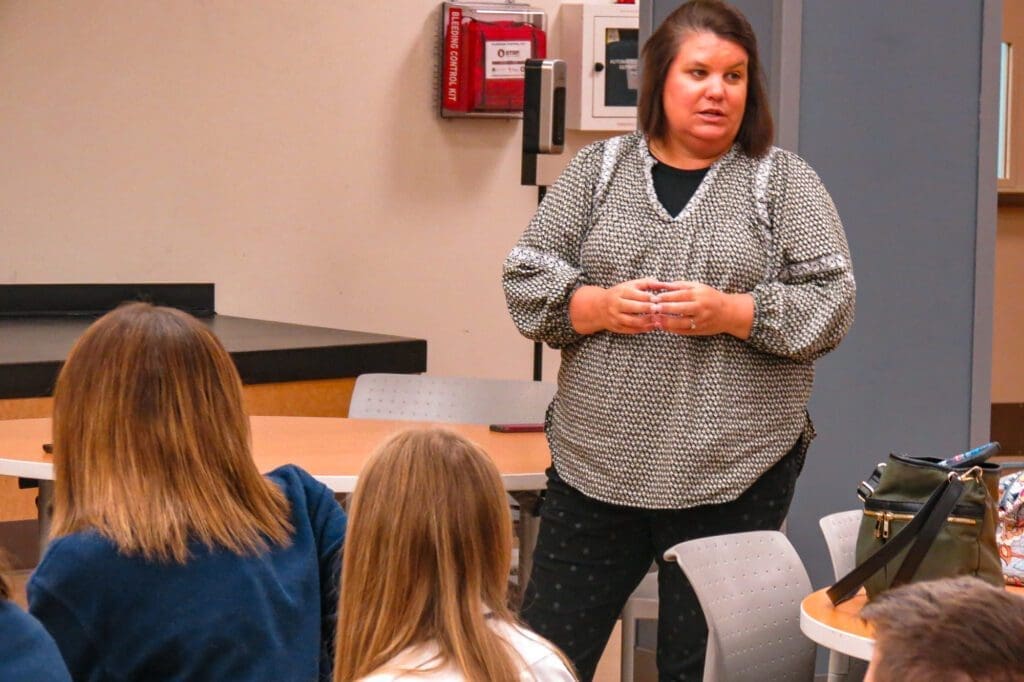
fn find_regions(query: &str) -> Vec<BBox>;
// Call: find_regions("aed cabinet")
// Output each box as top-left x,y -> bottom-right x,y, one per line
560,3 -> 639,131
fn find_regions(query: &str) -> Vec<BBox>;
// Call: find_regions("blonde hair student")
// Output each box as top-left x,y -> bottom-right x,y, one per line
27,302 -> 347,681
334,428 -> 575,682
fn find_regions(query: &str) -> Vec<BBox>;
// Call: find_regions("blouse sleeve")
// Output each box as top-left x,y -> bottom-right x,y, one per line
747,152 -> 856,362
502,142 -> 604,349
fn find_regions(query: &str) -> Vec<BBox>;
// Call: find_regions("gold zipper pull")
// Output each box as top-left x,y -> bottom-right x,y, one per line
874,514 -> 884,539
882,513 -> 892,540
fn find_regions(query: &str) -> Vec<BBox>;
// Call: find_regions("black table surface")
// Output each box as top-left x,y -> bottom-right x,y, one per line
0,315 -> 427,399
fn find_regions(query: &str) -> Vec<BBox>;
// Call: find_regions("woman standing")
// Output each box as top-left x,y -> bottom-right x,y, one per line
502,1 -> 855,679
28,303 -> 347,681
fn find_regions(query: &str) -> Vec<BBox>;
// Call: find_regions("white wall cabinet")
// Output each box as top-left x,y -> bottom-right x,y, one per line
561,3 -> 639,131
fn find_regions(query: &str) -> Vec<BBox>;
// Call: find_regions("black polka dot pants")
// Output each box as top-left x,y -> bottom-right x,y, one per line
520,440 -> 804,682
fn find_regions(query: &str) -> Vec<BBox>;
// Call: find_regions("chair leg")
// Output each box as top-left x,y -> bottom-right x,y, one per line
37,480 -> 54,550
620,610 -> 636,682
510,491 -> 541,589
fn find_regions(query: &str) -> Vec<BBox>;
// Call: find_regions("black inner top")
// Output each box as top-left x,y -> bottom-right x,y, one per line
652,162 -> 710,218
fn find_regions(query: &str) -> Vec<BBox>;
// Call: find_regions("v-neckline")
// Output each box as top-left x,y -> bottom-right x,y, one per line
639,137 -> 736,223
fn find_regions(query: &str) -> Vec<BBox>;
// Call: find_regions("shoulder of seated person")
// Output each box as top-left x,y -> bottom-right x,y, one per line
0,599 -> 38,628
37,530 -> 115,566
492,620 -> 567,668
28,532 -> 120,597
265,463 -> 323,492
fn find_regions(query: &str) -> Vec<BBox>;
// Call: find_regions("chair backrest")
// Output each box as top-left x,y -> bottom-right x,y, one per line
819,509 -> 863,580
348,373 -> 556,425
663,530 -> 815,682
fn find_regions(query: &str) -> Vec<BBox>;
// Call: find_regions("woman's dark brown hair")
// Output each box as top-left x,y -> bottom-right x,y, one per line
638,0 -> 774,158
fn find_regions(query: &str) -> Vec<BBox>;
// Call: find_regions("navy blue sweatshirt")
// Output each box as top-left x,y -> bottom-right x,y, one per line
0,599 -> 72,681
28,465 -> 346,681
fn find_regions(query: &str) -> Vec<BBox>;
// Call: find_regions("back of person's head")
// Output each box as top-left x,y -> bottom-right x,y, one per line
335,428 -> 524,681
861,577 -> 1024,682
51,302 -> 292,563
638,0 -> 773,157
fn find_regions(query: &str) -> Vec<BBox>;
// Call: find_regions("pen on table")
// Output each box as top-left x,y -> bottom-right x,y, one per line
489,423 -> 545,433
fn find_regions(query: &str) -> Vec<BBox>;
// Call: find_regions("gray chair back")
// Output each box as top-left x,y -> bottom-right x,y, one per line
820,510 -> 870,681
819,510 -> 863,580
348,373 -> 556,424
664,530 -> 815,682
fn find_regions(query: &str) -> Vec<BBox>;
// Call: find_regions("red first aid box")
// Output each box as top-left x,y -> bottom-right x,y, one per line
441,2 -> 547,117
467,20 -> 546,111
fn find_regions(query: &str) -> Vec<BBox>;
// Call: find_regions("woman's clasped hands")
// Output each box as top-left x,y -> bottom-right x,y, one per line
569,278 -> 753,340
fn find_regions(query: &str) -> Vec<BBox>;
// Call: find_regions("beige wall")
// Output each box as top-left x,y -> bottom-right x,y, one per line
0,1 -> 613,381
4,1 -> 1015,396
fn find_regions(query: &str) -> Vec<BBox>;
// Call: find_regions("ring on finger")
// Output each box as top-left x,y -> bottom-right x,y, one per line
689,318 -> 697,331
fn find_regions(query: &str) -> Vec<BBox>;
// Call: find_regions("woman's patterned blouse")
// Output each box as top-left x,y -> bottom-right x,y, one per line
503,132 -> 855,508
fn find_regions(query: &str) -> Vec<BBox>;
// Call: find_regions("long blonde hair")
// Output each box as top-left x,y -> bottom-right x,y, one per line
50,302 -> 293,563
335,428 -> 529,681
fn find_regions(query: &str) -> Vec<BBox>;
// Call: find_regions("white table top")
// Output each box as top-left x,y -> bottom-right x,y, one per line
800,588 -> 874,661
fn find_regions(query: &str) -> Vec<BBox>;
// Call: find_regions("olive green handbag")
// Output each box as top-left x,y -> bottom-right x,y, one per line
827,454 -> 1002,605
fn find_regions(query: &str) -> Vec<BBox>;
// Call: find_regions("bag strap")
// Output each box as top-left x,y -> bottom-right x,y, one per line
857,463 -> 885,501
826,474 -> 966,605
